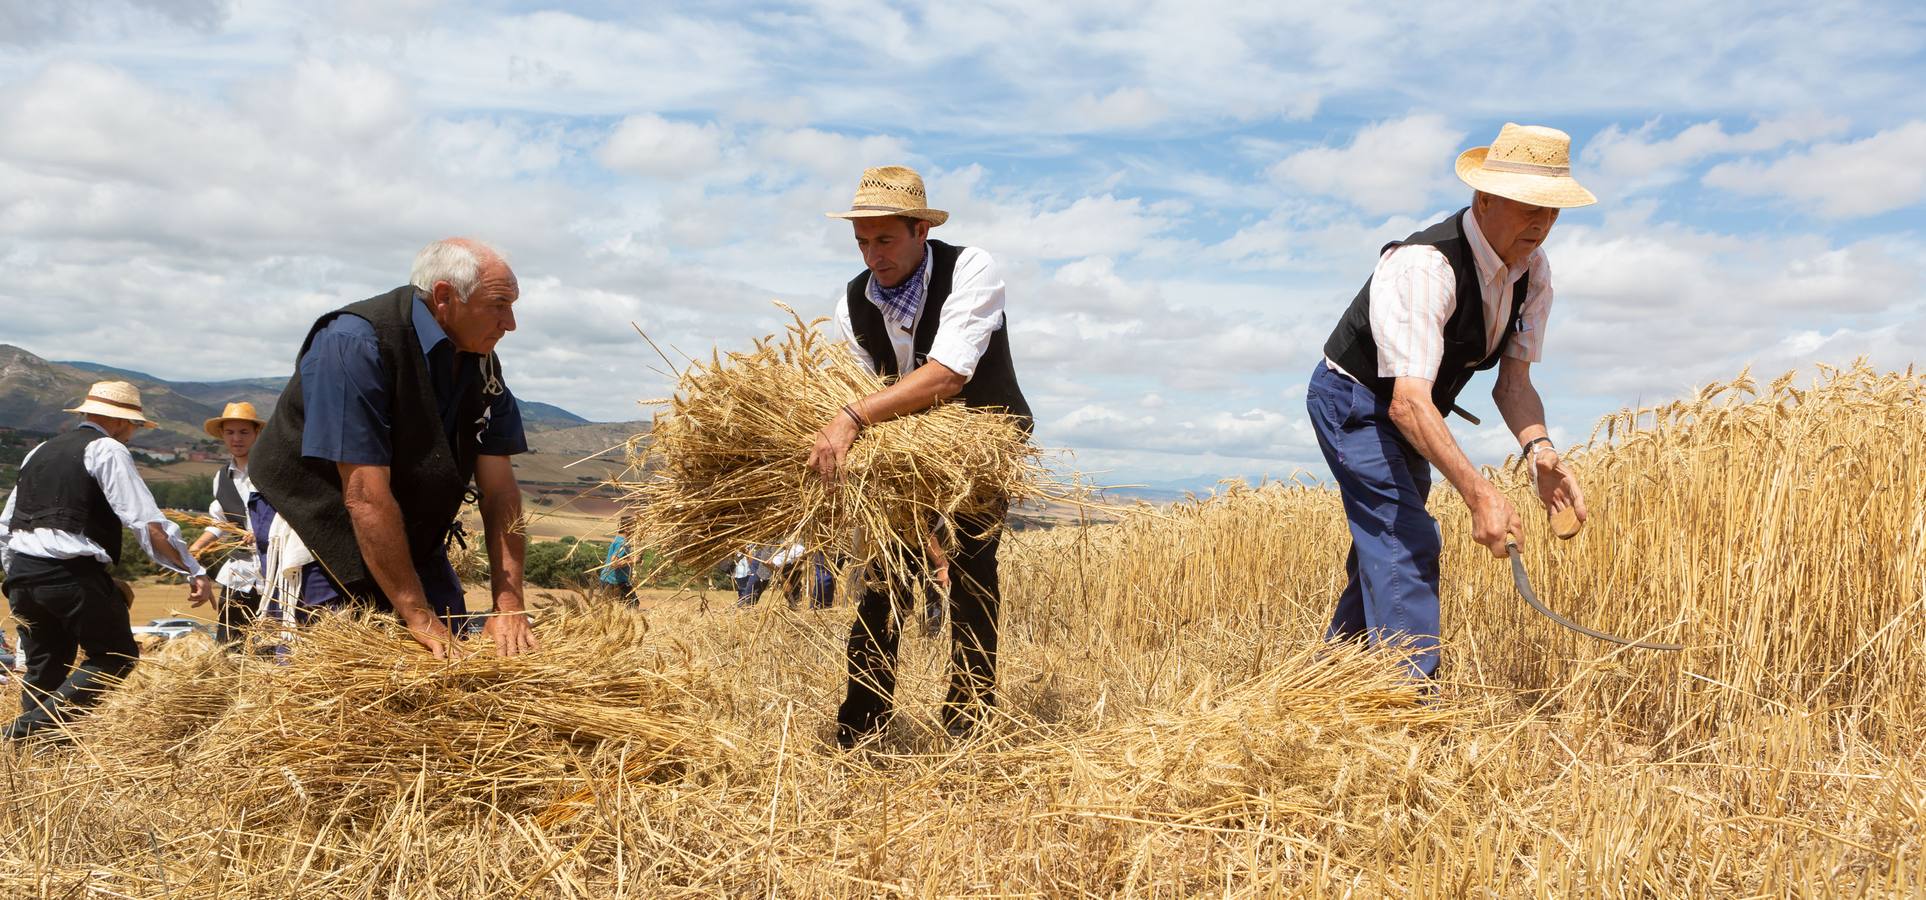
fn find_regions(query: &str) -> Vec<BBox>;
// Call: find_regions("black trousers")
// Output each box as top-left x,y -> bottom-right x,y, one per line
217,586 -> 260,644
837,501 -> 1005,745
2,554 -> 140,739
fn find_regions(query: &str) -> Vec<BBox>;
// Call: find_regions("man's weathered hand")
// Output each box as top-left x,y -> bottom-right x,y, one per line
1531,450 -> 1588,526
1468,481 -> 1523,559
806,411 -> 861,480
186,575 -> 214,607
481,611 -> 539,657
399,610 -> 462,660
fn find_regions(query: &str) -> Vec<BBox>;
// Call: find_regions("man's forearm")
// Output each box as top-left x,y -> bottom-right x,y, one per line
480,491 -> 527,613
1493,375 -> 1551,448
850,362 -> 967,425
343,489 -> 433,622
144,522 -> 200,575
1388,386 -> 1486,498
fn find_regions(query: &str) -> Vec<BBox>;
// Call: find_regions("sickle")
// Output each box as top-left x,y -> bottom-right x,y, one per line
1506,541 -> 1683,651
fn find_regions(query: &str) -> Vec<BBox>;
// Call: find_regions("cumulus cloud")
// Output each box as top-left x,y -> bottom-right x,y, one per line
1267,114 -> 1467,215
1702,121 -> 1926,218
599,114 -> 728,178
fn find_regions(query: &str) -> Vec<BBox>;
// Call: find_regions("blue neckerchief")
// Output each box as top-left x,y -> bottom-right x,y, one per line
867,243 -> 930,333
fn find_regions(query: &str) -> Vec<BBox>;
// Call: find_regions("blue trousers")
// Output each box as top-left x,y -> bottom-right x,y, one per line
1305,364 -> 1443,677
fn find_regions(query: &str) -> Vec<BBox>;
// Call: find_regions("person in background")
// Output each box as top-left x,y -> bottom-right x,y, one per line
600,524 -> 636,606
732,545 -> 772,608
188,402 -> 267,644
0,382 -> 212,740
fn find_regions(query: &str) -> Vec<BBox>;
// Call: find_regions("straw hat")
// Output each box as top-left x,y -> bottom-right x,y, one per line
64,381 -> 157,427
824,165 -> 948,226
1455,123 -> 1597,209
203,401 -> 267,438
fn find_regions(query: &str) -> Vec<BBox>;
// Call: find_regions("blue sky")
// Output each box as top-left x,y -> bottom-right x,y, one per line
2,1 -> 1923,484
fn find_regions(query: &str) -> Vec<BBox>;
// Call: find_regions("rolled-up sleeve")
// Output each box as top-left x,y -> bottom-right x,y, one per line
926,247 -> 1006,379
86,438 -> 205,578
479,384 -> 529,456
1368,245 -> 1456,383
298,316 -> 393,465
1504,251 -> 1554,363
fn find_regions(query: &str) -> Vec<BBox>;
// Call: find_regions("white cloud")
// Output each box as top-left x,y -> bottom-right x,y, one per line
1267,114 -> 1467,215
1064,87 -> 1167,131
598,114 -> 728,178
1581,114 -> 1849,196
1703,121 -> 1926,218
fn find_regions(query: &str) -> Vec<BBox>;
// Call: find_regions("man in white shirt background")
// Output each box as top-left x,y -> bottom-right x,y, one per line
810,165 -> 1033,748
1308,124 -> 1594,680
0,381 -> 212,741
188,401 -> 267,644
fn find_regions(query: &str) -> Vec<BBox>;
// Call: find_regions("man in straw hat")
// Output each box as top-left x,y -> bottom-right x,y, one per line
0,381 -> 213,740
1309,123 -> 1593,678
250,238 -> 538,659
187,401 -> 267,643
812,165 -> 1033,748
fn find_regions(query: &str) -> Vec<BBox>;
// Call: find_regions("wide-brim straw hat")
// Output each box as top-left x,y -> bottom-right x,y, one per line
1455,123 -> 1597,209
64,381 -> 157,427
824,165 -> 948,226
204,401 -> 267,438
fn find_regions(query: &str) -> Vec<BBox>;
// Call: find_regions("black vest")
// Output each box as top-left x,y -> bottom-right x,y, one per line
213,465 -> 247,528
6,427 -> 123,564
250,287 -> 492,598
1323,208 -> 1528,417
844,240 -> 1033,432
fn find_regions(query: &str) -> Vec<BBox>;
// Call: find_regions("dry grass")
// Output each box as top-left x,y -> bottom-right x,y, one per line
1,361 -> 1922,897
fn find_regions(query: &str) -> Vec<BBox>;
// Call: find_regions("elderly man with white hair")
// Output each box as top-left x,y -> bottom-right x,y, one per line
251,238 -> 537,658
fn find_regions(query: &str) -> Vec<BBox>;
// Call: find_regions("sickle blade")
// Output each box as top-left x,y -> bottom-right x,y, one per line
1507,543 -> 1683,652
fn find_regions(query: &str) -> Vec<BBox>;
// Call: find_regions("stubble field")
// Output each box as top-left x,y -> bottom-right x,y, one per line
1,363 -> 1921,897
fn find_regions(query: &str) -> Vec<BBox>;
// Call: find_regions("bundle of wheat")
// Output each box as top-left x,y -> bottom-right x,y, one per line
65,599 -> 723,826
166,510 -> 253,558
618,307 -> 1045,586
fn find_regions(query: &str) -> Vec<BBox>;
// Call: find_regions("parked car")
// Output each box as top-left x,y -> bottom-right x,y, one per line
130,618 -> 210,641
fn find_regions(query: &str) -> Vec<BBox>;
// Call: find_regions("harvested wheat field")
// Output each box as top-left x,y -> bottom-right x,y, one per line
3,362 -> 1924,897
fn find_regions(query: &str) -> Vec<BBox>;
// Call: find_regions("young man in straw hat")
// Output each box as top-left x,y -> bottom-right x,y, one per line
1310,123 -> 1594,679
250,238 -> 537,660
811,165 -> 1033,748
188,401 -> 267,643
0,381 -> 213,740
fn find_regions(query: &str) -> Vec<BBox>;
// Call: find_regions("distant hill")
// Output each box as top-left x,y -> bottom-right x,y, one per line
2,344 -> 611,452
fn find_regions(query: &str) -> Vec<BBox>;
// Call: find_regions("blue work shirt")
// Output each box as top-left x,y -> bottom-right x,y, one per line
290,293 -> 526,617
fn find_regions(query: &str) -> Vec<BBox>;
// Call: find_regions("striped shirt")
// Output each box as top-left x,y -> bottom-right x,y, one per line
1330,205 -> 1554,384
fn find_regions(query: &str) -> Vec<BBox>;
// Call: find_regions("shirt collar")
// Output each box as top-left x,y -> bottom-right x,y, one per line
411,291 -> 451,360
78,421 -> 107,436
1462,205 -> 1531,287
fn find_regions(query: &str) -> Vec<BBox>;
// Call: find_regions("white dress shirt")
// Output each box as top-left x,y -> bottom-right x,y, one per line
205,462 -> 261,592
835,243 -> 1008,379
0,422 -> 206,578
1330,205 -> 1554,384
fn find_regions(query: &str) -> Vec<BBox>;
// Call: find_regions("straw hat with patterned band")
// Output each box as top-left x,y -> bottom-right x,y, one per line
64,381 -> 157,427
203,401 -> 267,438
1456,123 -> 1597,209
824,165 -> 949,226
